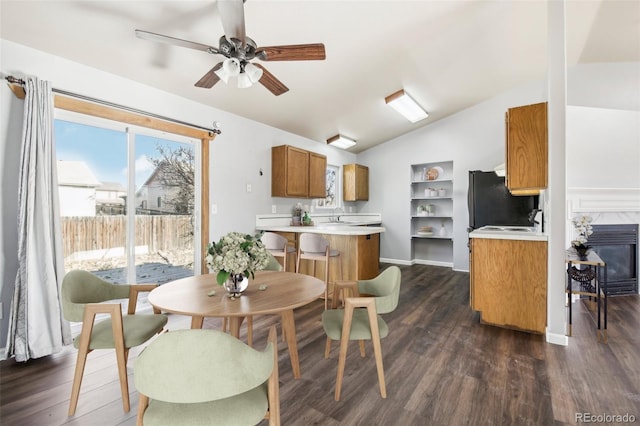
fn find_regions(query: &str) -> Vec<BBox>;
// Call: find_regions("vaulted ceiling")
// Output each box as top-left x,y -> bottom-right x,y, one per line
1,1 -> 638,152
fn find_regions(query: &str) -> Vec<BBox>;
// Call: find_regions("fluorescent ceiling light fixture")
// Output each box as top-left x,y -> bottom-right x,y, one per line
327,134 -> 356,149
385,89 -> 429,123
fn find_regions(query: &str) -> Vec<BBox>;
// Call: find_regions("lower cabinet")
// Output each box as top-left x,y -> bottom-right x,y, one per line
470,237 -> 547,334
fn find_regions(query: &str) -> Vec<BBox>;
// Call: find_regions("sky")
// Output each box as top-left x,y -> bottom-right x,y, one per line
55,119 -> 189,190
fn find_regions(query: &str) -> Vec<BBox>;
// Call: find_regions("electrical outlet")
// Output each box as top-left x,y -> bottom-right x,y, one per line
246,183 -> 252,193
272,205 -> 277,214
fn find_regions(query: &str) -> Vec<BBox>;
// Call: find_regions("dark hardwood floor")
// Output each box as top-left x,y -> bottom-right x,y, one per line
1,264 -> 639,425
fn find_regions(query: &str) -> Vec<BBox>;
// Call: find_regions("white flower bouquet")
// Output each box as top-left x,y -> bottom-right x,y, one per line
205,231 -> 270,285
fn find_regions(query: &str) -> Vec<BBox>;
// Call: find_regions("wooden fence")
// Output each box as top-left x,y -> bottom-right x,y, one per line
61,215 -> 193,258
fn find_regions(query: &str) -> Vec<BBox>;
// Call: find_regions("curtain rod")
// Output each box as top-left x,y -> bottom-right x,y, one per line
5,75 -> 222,135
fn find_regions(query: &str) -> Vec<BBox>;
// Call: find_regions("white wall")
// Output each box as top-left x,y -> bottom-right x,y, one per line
567,106 -> 640,188
0,39 -> 355,348
358,80 -> 548,271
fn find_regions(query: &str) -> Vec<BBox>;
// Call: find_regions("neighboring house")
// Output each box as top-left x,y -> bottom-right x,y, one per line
57,160 -> 101,217
95,181 -> 126,215
135,161 -> 188,215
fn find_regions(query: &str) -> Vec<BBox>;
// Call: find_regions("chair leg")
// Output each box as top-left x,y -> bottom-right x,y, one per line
68,344 -> 90,415
281,313 -> 286,342
115,346 -> 130,413
359,340 -> 366,357
137,394 -> 149,426
325,337 -> 332,358
366,311 -> 386,399
324,257 -> 329,310
335,304 -> 355,401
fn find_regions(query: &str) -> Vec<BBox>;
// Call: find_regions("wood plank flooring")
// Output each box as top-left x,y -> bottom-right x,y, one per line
1,264 -> 639,425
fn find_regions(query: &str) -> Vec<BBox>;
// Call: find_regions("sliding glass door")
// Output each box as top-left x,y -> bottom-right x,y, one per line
55,111 -> 200,285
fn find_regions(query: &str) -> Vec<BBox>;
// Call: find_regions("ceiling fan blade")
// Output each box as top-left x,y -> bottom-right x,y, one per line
195,63 -> 223,88
257,44 -> 326,61
135,29 -> 218,54
254,64 -> 289,96
216,0 -> 246,46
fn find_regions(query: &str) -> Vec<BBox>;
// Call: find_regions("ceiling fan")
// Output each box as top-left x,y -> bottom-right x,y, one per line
135,0 -> 326,96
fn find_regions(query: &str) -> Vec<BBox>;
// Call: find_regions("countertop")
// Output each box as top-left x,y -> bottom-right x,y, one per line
257,224 -> 385,236
469,225 -> 548,241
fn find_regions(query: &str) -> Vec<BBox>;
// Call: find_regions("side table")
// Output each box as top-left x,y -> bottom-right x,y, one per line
565,249 -> 608,343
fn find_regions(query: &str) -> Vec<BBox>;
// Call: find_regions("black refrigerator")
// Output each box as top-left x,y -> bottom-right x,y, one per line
468,170 -> 538,230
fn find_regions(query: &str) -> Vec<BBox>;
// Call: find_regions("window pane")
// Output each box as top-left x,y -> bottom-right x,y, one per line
56,119 -> 129,283
134,134 -> 195,283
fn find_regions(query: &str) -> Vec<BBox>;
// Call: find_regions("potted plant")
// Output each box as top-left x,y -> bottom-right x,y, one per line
571,215 -> 593,259
205,231 -> 270,296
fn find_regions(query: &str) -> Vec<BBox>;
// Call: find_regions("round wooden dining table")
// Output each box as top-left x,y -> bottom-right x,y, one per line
148,270 -> 325,379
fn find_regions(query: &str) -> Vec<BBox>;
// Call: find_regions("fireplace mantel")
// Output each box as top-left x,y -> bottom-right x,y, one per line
567,187 -> 640,225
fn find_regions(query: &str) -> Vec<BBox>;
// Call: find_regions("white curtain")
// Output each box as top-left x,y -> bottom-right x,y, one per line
6,76 -> 71,362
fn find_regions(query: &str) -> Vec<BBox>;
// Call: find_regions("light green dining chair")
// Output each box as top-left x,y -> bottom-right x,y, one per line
322,266 -> 401,401
61,270 -> 168,416
134,325 -> 280,426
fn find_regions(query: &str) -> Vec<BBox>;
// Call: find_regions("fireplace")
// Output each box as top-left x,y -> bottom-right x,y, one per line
589,224 -> 639,295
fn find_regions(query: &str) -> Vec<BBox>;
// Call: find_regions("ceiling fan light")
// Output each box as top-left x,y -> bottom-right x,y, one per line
327,134 -> 356,150
237,73 -> 253,89
385,89 -> 429,123
222,58 -> 241,77
214,66 -> 230,83
244,62 -> 263,83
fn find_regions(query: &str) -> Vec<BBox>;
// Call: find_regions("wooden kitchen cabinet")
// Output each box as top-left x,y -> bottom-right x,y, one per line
309,152 -> 327,198
505,102 -> 547,195
343,164 -> 369,201
470,237 -> 547,334
271,145 -> 326,198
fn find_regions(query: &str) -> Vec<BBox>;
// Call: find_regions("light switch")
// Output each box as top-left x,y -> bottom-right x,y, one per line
211,204 -> 218,214
246,183 -> 252,193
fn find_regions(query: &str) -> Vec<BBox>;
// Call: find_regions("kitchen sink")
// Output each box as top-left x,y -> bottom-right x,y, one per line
478,226 -> 536,232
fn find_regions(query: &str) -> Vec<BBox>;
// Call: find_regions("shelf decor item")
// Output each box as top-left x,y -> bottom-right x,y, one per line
205,231 -> 270,297
291,202 -> 303,225
571,215 -> 593,260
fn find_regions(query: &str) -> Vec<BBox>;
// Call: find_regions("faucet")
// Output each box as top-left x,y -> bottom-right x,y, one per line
332,207 -> 345,222
528,208 -> 543,231
528,208 -> 542,225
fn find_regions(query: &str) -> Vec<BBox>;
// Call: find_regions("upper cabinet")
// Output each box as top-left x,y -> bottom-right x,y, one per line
343,164 -> 369,201
272,145 -> 327,198
505,102 -> 548,195
308,152 -> 327,199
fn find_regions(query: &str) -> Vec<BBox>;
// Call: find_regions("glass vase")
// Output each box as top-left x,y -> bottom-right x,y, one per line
224,273 -> 248,297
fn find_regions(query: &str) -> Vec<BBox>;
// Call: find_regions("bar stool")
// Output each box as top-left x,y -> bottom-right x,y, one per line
296,233 -> 342,310
261,232 -> 296,272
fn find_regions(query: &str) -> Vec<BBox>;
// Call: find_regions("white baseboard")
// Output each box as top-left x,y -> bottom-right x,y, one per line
546,329 -> 569,346
412,259 -> 454,268
379,258 -> 454,268
379,257 -> 411,265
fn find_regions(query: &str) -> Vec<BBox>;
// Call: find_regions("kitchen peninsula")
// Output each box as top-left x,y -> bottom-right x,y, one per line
256,214 -> 384,282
